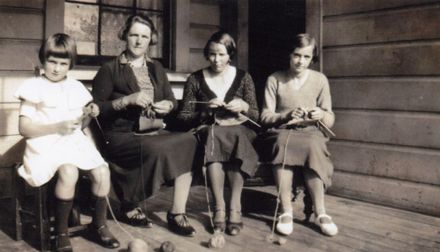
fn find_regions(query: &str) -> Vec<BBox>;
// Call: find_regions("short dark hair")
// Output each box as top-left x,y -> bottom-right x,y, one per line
203,31 -> 236,60
38,33 -> 77,69
291,33 -> 319,63
118,14 -> 158,45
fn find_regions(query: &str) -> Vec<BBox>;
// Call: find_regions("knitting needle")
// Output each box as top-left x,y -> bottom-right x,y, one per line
189,101 -> 261,128
317,120 -> 336,137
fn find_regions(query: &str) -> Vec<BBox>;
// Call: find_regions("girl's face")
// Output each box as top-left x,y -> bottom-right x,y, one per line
289,45 -> 314,76
43,56 -> 71,82
207,42 -> 230,73
126,22 -> 152,60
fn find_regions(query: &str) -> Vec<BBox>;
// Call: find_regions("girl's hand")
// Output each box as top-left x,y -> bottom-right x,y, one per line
308,107 -> 324,120
56,119 -> 81,135
208,98 -> 225,109
152,100 -> 173,115
224,98 -> 249,114
126,91 -> 152,108
83,103 -> 100,118
288,107 -> 307,120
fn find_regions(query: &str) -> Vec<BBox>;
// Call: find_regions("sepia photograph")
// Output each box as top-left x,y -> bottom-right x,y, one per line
0,0 -> 439,251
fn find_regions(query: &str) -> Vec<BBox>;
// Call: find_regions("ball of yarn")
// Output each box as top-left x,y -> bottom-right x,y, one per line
277,237 -> 287,245
208,233 -> 225,249
160,241 -> 175,252
127,238 -> 149,252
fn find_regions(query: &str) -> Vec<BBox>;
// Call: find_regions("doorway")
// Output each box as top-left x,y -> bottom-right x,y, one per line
248,0 -> 305,106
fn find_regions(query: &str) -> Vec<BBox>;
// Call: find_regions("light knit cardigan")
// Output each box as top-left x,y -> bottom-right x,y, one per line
260,69 -> 335,128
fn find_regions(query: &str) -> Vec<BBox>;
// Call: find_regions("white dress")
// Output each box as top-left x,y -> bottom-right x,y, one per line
14,76 -> 108,187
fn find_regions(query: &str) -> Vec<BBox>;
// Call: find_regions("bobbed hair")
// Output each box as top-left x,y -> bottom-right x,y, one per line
118,14 -> 158,45
38,33 -> 77,69
290,33 -> 319,63
203,31 -> 236,60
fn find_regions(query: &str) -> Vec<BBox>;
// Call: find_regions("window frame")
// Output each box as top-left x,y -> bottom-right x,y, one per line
64,0 -> 172,68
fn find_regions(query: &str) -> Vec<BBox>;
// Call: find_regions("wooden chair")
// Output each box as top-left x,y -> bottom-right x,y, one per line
11,163 -> 88,252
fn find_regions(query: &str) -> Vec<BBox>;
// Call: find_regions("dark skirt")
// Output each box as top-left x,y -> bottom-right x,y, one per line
103,130 -> 199,204
197,125 -> 258,178
257,127 -> 333,188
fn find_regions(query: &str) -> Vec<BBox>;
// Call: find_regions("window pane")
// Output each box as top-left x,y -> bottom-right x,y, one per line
101,7 -> 130,56
140,10 -> 163,58
138,0 -> 163,10
102,0 -> 134,7
64,3 -> 99,55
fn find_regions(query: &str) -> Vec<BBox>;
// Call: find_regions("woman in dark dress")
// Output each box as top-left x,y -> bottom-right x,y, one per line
92,14 -> 197,237
177,31 -> 259,236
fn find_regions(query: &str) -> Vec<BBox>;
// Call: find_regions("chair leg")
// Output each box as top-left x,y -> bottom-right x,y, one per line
69,204 -> 82,227
12,164 -> 23,241
303,188 -> 313,223
36,186 -> 51,252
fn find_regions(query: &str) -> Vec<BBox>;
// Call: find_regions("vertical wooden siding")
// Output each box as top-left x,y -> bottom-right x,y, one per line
320,0 -> 440,216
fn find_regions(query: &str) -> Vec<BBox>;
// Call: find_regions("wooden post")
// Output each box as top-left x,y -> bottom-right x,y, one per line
172,0 -> 191,72
305,0 -> 322,71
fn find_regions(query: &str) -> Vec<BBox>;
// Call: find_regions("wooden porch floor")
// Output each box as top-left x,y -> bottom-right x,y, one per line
1,185 -> 439,252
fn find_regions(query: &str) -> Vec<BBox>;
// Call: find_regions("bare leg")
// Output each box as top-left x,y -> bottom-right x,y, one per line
89,164 -> 111,197
303,169 -> 326,217
207,162 -> 226,222
170,172 -> 193,214
55,164 -> 79,200
304,168 -> 338,236
225,163 -> 244,223
273,164 -> 293,213
273,164 -> 295,235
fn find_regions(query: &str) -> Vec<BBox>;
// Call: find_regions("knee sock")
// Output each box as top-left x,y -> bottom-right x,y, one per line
55,198 -> 73,235
91,195 -> 107,228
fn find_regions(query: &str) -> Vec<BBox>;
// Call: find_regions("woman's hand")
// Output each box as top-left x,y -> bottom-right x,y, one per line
56,119 -> 81,135
224,98 -> 249,114
308,107 -> 324,120
208,98 -> 226,109
125,91 -> 152,108
152,100 -> 173,115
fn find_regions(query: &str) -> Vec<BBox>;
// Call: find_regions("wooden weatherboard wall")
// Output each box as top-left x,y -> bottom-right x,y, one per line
174,0 -> 221,72
173,0 -> 248,73
307,0 -> 440,216
0,0 -> 64,198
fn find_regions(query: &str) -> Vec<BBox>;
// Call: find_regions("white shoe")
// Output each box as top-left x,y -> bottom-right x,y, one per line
315,213 -> 338,236
276,212 -> 294,235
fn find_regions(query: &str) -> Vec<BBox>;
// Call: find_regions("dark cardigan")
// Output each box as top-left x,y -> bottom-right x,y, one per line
177,68 -> 259,130
92,55 -> 177,132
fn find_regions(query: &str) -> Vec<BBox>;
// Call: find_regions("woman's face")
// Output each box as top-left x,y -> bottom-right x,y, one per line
207,42 -> 230,73
126,22 -> 152,59
289,45 -> 314,76
43,56 -> 70,82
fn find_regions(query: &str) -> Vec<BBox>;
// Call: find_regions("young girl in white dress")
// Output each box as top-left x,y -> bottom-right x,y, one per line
15,33 -> 119,251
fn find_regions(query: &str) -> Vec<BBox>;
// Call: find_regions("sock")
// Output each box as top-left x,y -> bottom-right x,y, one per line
91,195 -> 107,228
55,198 -> 73,235
55,198 -> 73,248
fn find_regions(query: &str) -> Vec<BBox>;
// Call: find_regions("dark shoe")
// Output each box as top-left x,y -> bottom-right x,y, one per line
213,209 -> 226,233
119,207 -> 153,228
167,212 -> 196,237
227,210 -> 243,236
54,233 -> 72,252
91,225 -> 120,249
